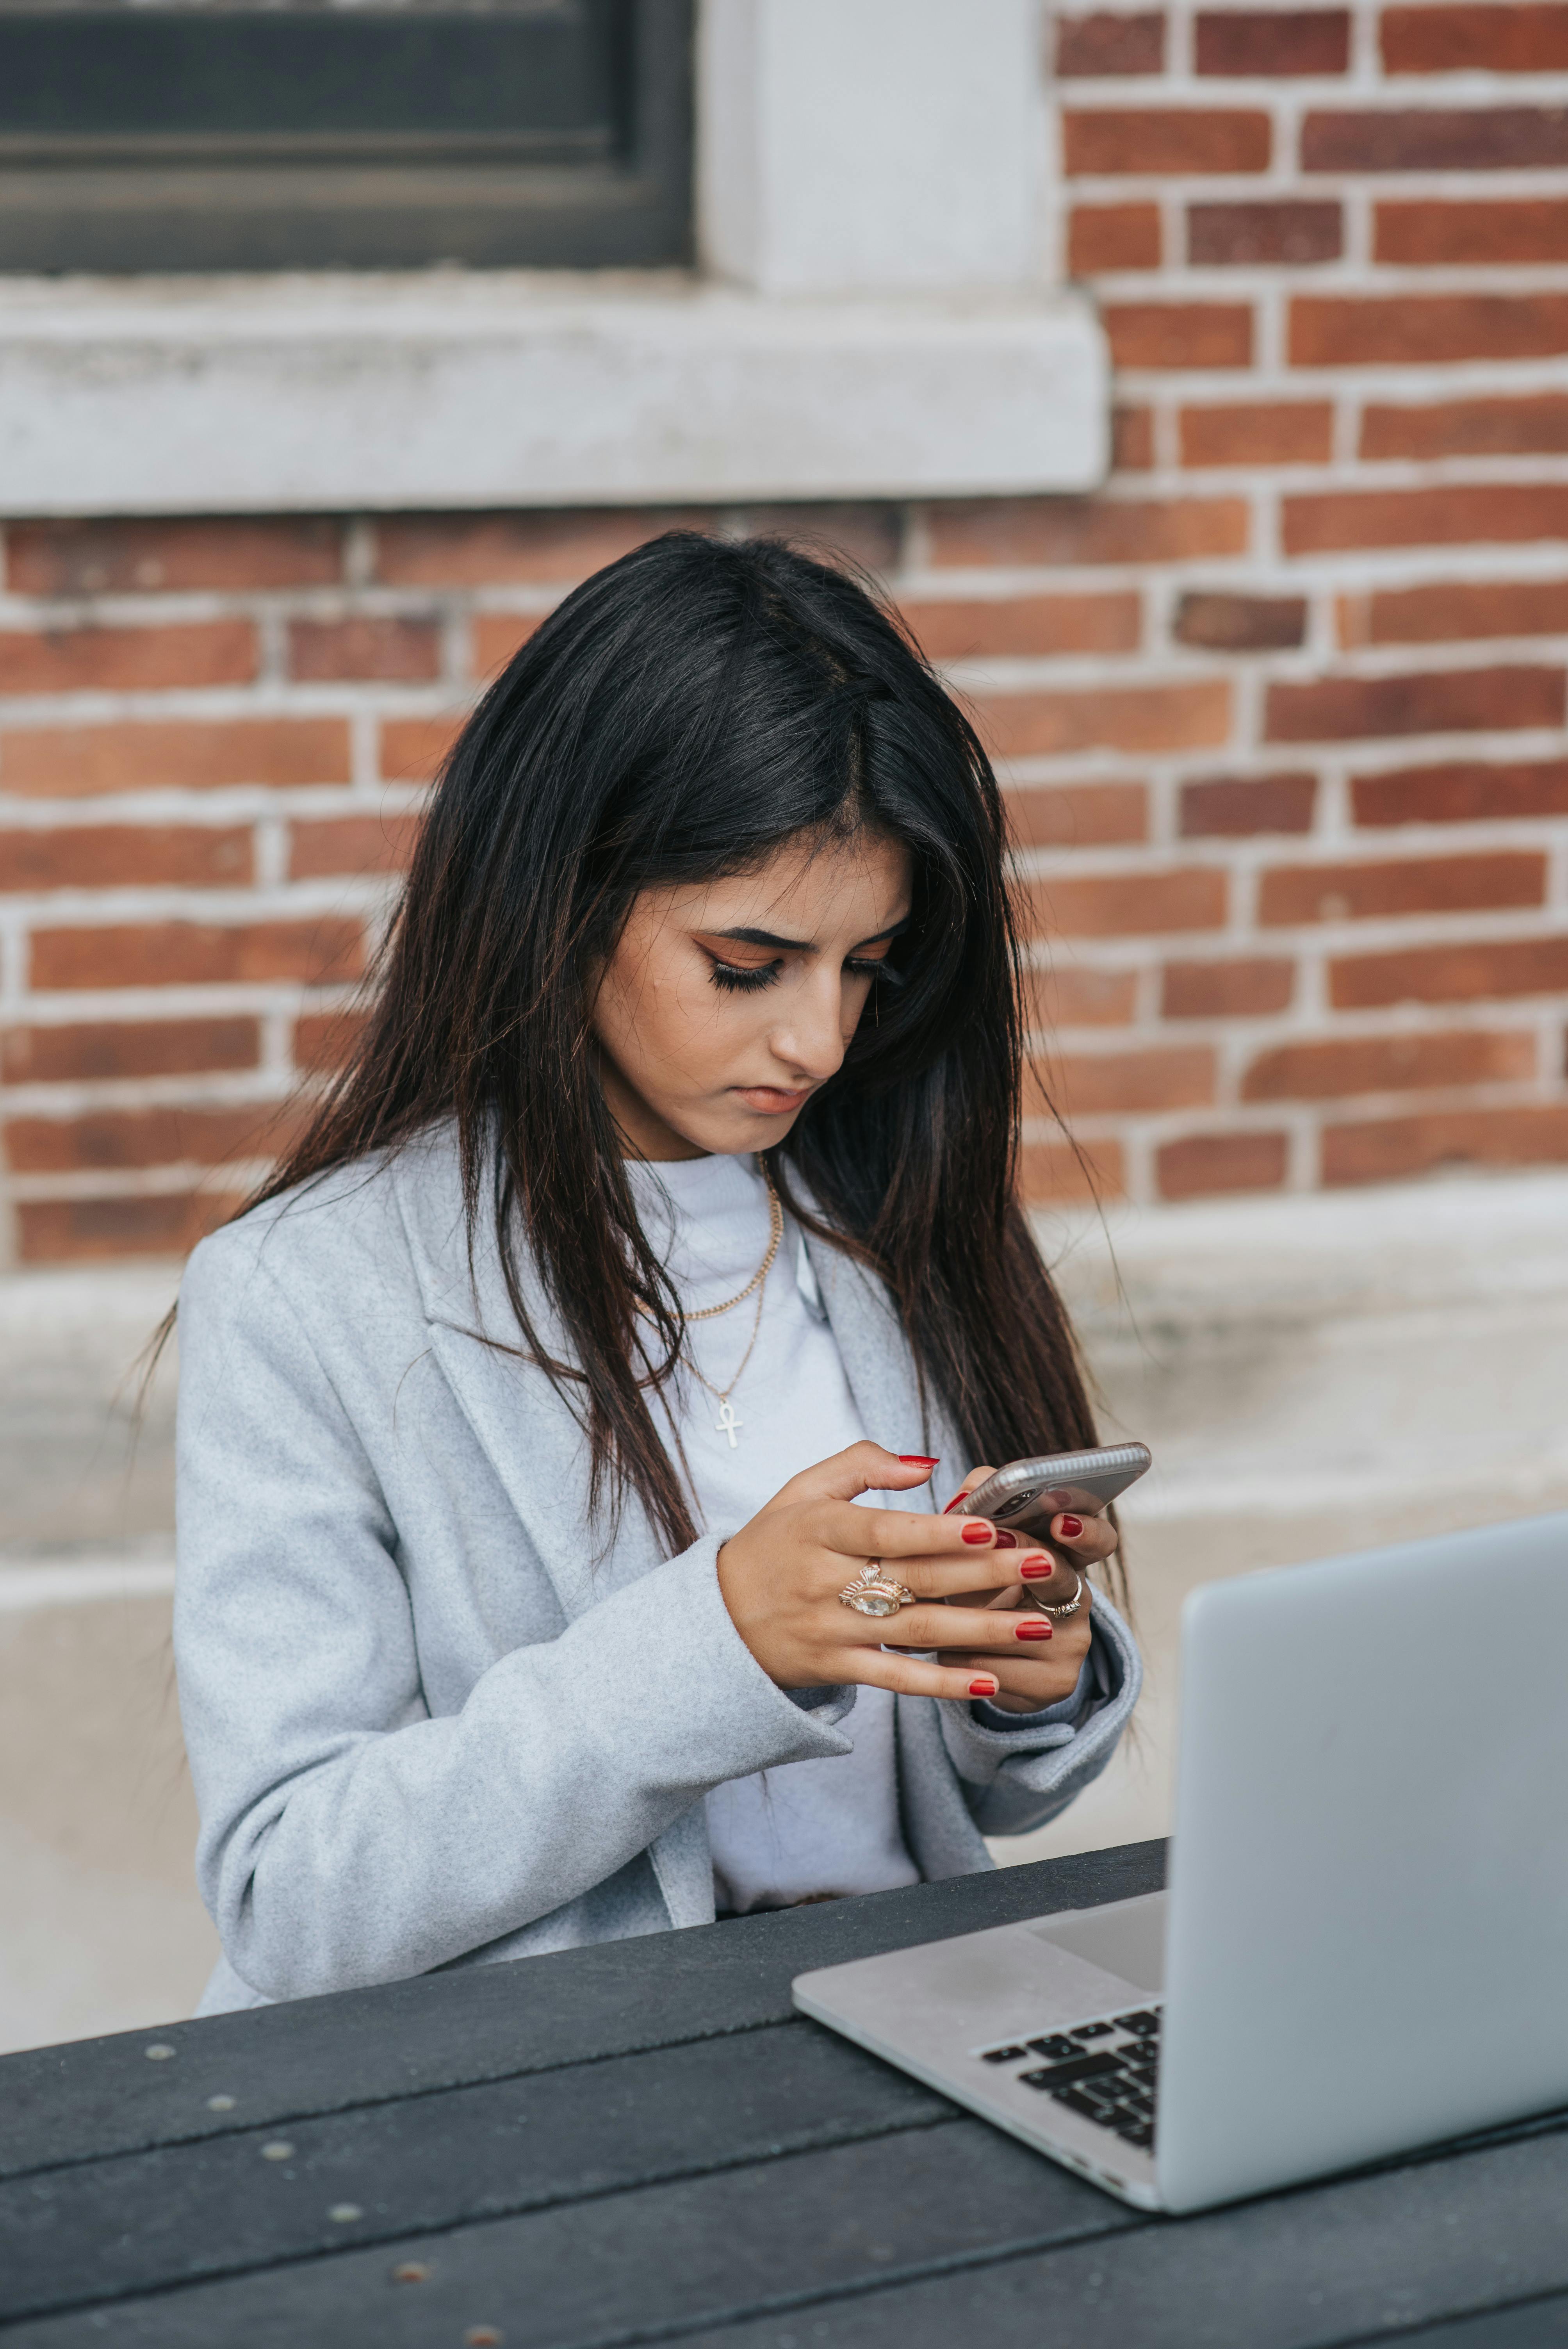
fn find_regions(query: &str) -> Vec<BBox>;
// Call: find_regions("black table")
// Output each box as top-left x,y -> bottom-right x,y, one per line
3,1839 -> 1567,2348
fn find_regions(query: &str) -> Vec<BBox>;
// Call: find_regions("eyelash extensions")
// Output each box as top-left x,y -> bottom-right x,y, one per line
709,960 -> 779,994
707,955 -> 891,995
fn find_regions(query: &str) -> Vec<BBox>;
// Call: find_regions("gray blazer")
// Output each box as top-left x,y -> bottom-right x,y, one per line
174,1127 -> 1140,2013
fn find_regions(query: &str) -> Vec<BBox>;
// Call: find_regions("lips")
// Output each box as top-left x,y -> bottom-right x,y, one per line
737,1085 -> 813,1114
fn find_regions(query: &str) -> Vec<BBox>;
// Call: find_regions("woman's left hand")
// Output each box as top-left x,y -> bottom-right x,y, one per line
911,1464 -> 1116,1715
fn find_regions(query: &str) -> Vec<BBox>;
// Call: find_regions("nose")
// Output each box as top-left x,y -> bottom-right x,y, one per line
768,966 -> 850,1083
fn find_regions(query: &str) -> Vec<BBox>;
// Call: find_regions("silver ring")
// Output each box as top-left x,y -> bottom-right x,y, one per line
838,1562 -> 916,1619
1024,1567 -> 1086,1620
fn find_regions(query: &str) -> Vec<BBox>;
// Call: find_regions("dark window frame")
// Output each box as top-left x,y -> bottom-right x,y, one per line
0,0 -> 691,274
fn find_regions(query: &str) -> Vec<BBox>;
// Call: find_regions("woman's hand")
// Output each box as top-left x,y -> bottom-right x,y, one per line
715,1443 -> 1100,1706
932,1465 -> 1115,1715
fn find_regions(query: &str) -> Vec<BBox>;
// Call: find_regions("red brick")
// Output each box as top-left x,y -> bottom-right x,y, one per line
982,680 -> 1232,757
1324,1106 -> 1568,1186
1179,401 -> 1334,466
1180,773 -> 1316,834
1188,200 -> 1341,266
0,717 -> 351,798
1265,667 -> 1565,742
1069,202 -> 1162,273
1055,12 -> 1166,73
289,812 -> 422,881
903,592 -> 1140,661
1007,782 -> 1148,847
1292,293 -> 1568,368
31,918 -> 365,991
1360,394 -> 1568,461
1331,935 -> 1568,1007
1018,1136 -> 1126,1203
1197,9 -> 1349,72
0,621 -> 256,697
1284,482 -> 1568,554
1113,407 -> 1156,469
1156,1131 -> 1288,1199
1339,579 -> 1568,648
1,1017 -> 259,1084
1381,4 -> 1568,72
1063,108 -> 1270,174
372,509 -> 710,588
1105,303 -> 1254,369
15,1191 -> 245,1263
472,611 -> 550,675
928,496 -> 1249,567
1351,758 -> 1568,826
0,823 -> 252,893
293,1012 -> 349,1077
1376,199 -> 1568,267
5,1100 -> 298,1174
379,712 -> 468,786
1259,851 -> 1545,925
7,518 -> 342,597
1174,593 -> 1306,651
293,1009 -> 367,1075
1244,1028 -> 1534,1102
1026,868 -> 1229,936
288,617 -> 442,684
1024,964 -> 1140,1027
1162,956 -> 1296,1016
1301,108 -> 1568,171
1047,1045 -> 1215,1116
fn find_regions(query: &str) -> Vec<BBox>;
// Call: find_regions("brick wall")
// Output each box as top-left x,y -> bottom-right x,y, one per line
5,3 -> 1568,1262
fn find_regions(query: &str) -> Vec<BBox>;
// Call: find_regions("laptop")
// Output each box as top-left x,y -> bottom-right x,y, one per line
793,1511 -> 1568,2214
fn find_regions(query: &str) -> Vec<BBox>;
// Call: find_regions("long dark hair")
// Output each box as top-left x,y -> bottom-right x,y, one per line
237,533 -> 1110,1582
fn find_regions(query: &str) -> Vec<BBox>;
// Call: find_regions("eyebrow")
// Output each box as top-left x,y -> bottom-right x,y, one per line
708,917 -> 909,954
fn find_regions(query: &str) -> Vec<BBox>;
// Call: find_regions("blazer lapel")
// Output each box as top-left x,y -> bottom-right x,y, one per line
394,1133 -> 664,1623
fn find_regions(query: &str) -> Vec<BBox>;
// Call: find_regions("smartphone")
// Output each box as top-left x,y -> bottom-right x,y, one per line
953,1442 -> 1151,1539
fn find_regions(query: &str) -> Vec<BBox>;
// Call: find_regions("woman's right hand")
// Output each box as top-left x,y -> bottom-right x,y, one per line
715,1442 -> 1027,1702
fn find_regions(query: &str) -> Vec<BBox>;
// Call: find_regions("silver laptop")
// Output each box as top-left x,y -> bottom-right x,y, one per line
793,1511 -> 1568,2214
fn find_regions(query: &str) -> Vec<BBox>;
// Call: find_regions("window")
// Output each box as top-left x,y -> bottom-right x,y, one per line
0,0 -> 691,273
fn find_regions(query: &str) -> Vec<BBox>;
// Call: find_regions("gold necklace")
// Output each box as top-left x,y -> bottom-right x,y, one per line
680,1161 -> 783,1321
676,1160 -> 779,1437
683,1279 -> 770,1449
681,1161 -> 781,1445
635,1160 -> 784,1448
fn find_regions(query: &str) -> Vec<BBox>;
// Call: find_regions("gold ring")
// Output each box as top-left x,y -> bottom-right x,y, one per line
1024,1567 -> 1086,1620
838,1562 -> 916,1619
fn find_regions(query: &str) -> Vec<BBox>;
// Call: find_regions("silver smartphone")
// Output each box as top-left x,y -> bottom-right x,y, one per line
953,1442 -> 1151,1539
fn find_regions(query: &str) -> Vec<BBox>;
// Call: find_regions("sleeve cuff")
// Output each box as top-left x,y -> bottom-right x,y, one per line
969,1657 -> 1093,1732
935,1607 -> 1137,1790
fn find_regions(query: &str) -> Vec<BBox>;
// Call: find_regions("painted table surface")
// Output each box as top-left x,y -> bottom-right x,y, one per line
2,1839 -> 1566,2349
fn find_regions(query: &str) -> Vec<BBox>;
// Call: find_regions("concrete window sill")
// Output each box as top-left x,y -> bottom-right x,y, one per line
0,270 -> 1110,518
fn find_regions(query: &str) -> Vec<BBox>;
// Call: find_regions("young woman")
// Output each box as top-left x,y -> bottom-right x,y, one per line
174,532 -> 1140,2013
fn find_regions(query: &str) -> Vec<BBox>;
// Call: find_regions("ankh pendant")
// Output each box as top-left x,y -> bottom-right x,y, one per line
715,1399 -> 743,1448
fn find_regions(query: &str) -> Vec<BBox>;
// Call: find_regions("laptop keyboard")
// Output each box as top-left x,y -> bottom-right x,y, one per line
977,2007 -> 1162,2152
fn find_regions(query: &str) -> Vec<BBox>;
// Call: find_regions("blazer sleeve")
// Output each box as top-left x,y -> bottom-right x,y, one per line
173,1232 -> 853,2003
934,1593 -> 1143,1838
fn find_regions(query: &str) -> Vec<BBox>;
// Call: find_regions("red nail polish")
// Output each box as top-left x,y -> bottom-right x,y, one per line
1016,1618 -> 1054,1641
898,1455 -> 939,1467
1018,1556 -> 1054,1579
942,1494 -> 968,1515
1057,1515 -> 1084,1538
992,1530 -> 1018,1550
960,1523 -> 992,1545
969,1677 -> 999,1697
